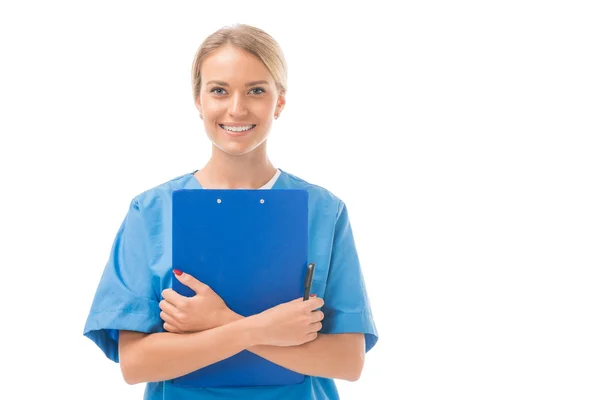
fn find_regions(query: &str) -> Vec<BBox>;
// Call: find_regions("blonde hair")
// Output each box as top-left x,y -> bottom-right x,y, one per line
191,24 -> 287,101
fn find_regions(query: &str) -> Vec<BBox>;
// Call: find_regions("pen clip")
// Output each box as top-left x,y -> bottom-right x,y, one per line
304,262 -> 315,288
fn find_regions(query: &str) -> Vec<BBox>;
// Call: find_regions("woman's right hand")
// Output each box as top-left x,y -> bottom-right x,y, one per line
252,297 -> 325,346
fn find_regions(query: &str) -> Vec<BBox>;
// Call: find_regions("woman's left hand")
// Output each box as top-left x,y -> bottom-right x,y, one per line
160,270 -> 237,333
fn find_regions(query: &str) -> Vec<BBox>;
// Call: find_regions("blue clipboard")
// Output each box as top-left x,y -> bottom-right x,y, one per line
171,188 -> 309,388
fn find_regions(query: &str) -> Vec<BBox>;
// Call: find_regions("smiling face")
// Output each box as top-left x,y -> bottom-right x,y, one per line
195,44 -> 286,157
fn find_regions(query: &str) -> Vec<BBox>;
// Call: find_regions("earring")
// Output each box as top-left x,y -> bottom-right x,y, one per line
275,114 -> 279,119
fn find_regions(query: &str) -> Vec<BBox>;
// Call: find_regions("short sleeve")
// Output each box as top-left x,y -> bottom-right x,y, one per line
320,201 -> 379,352
83,198 -> 162,363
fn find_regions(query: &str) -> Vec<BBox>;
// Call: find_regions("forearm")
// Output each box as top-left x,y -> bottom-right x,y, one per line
249,333 -> 364,381
224,312 -> 363,381
119,317 -> 258,385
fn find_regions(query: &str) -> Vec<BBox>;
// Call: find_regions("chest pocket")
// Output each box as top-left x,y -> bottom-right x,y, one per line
307,253 -> 330,299
306,251 -> 331,297
306,197 -> 338,300
309,279 -> 327,299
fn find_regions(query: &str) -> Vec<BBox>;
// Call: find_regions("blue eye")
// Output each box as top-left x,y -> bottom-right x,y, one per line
210,87 -> 227,95
250,88 -> 265,94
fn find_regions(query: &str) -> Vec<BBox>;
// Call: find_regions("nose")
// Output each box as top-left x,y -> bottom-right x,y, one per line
227,92 -> 249,118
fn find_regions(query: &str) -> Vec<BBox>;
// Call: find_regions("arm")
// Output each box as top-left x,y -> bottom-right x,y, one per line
224,313 -> 365,381
160,271 -> 366,382
250,333 -> 365,381
121,295 -> 324,385
119,317 -> 258,385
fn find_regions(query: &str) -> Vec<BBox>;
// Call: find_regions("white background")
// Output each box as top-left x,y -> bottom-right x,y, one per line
1,1 -> 599,399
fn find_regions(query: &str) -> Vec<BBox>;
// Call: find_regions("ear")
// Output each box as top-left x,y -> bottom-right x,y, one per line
275,91 -> 286,118
195,97 -> 203,120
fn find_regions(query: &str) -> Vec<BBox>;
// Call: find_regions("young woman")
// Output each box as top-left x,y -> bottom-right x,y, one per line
84,24 -> 378,400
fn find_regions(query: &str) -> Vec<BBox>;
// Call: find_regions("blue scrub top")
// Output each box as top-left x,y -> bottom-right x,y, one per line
83,169 -> 378,400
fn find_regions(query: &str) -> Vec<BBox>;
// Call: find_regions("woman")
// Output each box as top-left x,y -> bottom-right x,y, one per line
84,23 -> 378,400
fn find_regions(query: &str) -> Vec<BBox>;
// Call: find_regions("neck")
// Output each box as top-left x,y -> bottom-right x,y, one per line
196,143 -> 277,189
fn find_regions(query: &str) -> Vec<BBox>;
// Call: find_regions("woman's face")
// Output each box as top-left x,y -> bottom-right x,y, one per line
196,45 -> 285,157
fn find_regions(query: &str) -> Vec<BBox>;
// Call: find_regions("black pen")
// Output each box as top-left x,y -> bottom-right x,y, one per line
303,262 -> 315,301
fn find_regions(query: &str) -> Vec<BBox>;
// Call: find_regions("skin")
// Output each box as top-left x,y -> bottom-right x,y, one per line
194,44 -> 286,189
154,270 -> 366,383
118,44 -> 365,385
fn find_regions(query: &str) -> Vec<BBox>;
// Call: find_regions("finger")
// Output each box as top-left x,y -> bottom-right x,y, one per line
161,288 -> 187,309
304,332 -> 318,342
173,269 -> 209,294
163,322 -> 182,334
305,297 -> 325,311
308,321 -> 323,333
160,310 -> 180,328
159,300 -> 182,321
291,294 -> 316,304
310,310 -> 324,323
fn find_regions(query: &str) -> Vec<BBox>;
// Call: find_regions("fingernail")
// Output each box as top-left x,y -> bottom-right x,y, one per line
310,293 -> 316,297
173,269 -> 182,276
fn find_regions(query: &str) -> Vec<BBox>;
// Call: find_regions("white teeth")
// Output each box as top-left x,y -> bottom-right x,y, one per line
221,124 -> 254,132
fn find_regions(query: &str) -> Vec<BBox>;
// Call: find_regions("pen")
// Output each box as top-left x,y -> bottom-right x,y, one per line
303,262 -> 315,301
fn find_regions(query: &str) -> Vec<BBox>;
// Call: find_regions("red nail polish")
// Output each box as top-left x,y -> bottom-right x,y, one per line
173,269 -> 182,276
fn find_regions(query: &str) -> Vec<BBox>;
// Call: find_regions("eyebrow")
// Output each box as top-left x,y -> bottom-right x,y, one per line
206,80 -> 269,87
